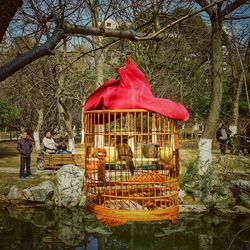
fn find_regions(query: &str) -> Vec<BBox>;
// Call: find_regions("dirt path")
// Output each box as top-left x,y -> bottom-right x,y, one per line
0,141 -> 84,174
0,140 -> 38,172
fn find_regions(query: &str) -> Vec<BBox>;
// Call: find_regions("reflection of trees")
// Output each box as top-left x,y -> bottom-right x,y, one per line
107,214 -> 250,250
3,207 -> 111,248
2,207 -> 250,249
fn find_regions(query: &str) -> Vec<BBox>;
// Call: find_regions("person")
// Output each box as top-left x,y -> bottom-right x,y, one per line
16,128 -> 33,179
116,137 -> 135,175
56,144 -> 72,154
216,122 -> 231,154
42,130 -> 61,153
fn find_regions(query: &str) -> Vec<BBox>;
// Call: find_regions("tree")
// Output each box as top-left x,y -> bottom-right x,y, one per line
0,0 -> 224,82
224,33 -> 250,134
195,0 -> 249,174
0,98 -> 20,128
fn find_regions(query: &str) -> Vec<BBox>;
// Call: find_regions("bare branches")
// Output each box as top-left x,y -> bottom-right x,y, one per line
0,0 -> 245,83
194,0 -> 215,17
221,0 -> 249,17
134,0 -> 225,41
0,27 -> 65,82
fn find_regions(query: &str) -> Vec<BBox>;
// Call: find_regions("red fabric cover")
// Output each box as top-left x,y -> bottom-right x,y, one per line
84,61 -> 189,121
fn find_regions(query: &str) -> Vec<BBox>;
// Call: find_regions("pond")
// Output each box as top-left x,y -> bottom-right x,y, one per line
0,206 -> 249,250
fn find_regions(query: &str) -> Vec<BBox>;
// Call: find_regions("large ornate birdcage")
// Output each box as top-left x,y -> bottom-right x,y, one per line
84,109 -> 180,226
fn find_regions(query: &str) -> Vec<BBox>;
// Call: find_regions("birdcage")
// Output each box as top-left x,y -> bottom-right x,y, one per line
84,109 -> 180,227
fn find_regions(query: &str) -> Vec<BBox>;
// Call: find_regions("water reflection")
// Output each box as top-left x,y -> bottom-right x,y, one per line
0,207 -> 249,250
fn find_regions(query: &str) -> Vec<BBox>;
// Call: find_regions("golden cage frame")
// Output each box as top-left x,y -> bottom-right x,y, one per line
84,109 -> 180,227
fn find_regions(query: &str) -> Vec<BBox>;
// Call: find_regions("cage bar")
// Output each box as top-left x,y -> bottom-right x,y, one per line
84,109 -> 180,227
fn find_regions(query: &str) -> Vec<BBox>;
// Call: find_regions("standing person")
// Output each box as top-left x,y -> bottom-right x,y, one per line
116,137 -> 135,175
42,130 -> 61,153
17,128 -> 33,179
216,123 -> 231,154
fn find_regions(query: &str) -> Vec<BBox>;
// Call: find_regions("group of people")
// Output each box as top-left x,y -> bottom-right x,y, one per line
42,130 -> 71,154
17,129 -> 71,180
216,122 -> 250,154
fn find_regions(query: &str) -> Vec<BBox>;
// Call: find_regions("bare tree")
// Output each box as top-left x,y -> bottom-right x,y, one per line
0,0 -> 224,82
195,0 -> 249,173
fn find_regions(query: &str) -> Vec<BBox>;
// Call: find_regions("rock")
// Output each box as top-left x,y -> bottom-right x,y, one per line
238,193 -> 250,209
231,179 -> 250,192
179,190 -> 186,204
7,186 -> 25,200
233,205 -> 250,214
179,205 -> 207,213
54,165 -> 85,207
23,181 -> 54,202
230,179 -> 250,208
39,175 -> 54,180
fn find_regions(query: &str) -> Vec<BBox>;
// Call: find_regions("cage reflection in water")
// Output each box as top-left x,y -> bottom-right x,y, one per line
84,109 -> 180,226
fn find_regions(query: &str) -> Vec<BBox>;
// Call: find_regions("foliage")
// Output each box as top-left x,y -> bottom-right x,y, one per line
180,160 -> 198,189
0,98 -> 20,128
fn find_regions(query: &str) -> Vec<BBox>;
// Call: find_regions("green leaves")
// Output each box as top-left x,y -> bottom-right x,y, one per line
0,98 -> 20,127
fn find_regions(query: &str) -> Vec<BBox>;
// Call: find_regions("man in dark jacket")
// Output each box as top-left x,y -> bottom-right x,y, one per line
17,128 -> 33,179
216,123 -> 231,154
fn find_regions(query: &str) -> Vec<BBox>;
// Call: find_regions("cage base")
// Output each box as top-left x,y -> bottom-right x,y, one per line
87,203 -> 179,227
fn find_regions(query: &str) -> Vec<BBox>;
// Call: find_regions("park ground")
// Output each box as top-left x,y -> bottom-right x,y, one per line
0,140 -> 249,198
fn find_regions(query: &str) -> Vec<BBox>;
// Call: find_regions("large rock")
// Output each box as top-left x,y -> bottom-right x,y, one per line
231,179 -> 250,192
7,186 -> 25,200
230,179 -> 250,209
23,181 -> 54,202
54,165 -> 85,207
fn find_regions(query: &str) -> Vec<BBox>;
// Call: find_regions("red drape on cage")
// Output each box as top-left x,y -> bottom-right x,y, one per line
84,60 -> 189,121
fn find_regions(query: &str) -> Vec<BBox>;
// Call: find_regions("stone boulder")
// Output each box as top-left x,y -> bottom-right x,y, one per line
54,165 -> 85,207
23,181 -> 54,203
230,179 -> 250,209
7,186 -> 25,200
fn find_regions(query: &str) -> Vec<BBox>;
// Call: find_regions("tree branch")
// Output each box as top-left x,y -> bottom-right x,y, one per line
224,15 -> 250,20
194,0 -> 215,17
0,27 -> 65,82
64,22 -> 139,41
0,0 -> 225,82
221,0 -> 249,17
134,0 -> 225,41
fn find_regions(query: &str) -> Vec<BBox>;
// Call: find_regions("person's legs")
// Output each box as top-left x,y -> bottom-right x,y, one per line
220,140 -> 227,154
19,155 -> 25,178
26,155 -> 31,176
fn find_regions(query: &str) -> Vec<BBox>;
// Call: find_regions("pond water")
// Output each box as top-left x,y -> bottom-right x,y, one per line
0,206 -> 249,250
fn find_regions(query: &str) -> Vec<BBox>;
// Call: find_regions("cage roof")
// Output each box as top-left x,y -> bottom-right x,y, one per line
84,60 -> 189,121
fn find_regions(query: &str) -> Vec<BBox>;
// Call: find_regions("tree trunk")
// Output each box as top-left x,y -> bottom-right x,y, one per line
93,36 -> 104,86
198,14 -> 222,174
0,0 -> 23,43
57,40 -> 75,153
90,0 -> 104,87
33,107 -> 44,151
230,72 -> 244,135
224,34 -> 250,135
81,109 -> 85,144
